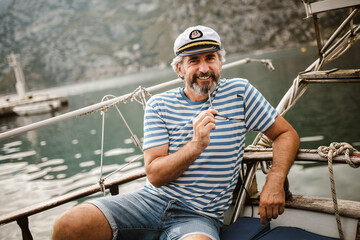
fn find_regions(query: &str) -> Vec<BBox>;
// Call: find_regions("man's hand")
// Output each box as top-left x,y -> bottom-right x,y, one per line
192,109 -> 217,150
258,175 -> 286,225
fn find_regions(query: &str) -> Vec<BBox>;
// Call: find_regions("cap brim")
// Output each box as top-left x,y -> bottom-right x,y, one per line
177,46 -> 220,56
176,40 -> 220,56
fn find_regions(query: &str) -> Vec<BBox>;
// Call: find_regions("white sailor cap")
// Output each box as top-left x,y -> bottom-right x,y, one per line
173,25 -> 221,56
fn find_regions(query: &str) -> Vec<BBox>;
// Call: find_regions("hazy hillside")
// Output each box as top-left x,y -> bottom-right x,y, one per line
0,0 -> 352,94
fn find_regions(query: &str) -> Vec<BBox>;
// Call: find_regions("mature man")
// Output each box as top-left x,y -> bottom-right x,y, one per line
52,25 -> 299,240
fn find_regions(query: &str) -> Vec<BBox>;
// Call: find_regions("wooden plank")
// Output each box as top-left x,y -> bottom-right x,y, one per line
308,0 -> 360,15
299,69 -> 360,83
302,79 -> 360,84
249,194 -> 360,219
243,150 -> 360,165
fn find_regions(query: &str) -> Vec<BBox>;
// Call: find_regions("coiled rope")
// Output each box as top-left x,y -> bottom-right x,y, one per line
317,142 -> 358,240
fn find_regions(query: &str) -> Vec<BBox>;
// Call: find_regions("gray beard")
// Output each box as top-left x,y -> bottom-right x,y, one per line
190,81 -> 216,95
187,72 -> 219,95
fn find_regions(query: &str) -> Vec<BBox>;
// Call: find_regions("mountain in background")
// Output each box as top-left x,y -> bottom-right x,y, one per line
0,0 -> 351,94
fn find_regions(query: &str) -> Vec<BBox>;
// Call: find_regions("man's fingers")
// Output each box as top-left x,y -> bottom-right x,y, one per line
258,201 -> 285,225
207,108 -> 218,115
258,206 -> 267,226
192,110 -> 217,149
271,207 -> 279,219
279,205 -> 285,215
196,109 -> 217,120
202,116 -> 216,129
193,110 -> 217,130
266,205 -> 273,220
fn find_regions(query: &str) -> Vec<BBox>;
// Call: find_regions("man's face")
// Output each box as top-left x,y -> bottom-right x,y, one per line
177,52 -> 222,96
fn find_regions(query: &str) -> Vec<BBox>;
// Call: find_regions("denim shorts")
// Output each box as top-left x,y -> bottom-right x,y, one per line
89,188 -> 221,240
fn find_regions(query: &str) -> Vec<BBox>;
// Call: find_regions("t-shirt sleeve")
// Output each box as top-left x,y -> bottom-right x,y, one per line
243,81 -> 278,132
142,96 -> 169,151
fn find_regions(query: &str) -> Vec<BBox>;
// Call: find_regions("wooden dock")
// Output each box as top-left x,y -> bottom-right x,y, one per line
1,53 -> 69,117
0,94 -> 68,116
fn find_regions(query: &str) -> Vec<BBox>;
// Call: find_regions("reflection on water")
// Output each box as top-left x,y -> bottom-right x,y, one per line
1,44 -> 360,239
300,136 -> 324,142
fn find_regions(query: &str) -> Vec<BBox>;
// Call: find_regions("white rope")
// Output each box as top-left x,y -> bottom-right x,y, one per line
317,142 -> 357,239
102,94 -> 144,151
102,154 -> 144,182
99,110 -> 106,195
97,88 -> 149,194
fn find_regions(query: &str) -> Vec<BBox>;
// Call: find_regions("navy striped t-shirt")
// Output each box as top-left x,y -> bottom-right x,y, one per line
142,78 -> 278,221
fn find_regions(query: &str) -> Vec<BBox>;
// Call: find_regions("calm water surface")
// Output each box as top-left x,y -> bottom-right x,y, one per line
1,45 -> 359,239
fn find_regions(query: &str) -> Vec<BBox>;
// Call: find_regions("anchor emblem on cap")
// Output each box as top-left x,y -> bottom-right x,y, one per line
189,30 -> 203,40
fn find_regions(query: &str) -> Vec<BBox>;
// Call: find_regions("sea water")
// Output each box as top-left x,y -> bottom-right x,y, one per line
0,45 -> 359,239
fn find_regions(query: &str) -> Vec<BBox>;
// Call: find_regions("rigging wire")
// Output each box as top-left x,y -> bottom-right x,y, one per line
97,88 -> 150,195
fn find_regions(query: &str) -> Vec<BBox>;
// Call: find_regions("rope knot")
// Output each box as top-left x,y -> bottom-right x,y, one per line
99,178 -> 106,196
318,142 -> 358,168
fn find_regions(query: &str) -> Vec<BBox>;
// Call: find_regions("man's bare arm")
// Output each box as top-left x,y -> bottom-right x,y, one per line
258,114 -> 300,225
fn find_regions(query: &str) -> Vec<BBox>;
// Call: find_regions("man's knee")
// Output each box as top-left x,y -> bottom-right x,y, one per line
181,233 -> 213,240
52,203 -> 112,240
52,209 -> 74,239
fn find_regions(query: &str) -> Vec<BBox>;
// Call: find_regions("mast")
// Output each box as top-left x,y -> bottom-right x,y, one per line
6,52 -> 27,100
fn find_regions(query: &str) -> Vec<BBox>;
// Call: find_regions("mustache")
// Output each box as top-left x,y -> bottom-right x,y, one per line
191,72 -> 216,84
197,72 -> 214,78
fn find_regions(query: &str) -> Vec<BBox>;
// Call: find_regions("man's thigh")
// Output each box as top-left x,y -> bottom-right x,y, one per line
161,200 -> 221,240
52,203 -> 112,240
89,188 -> 167,240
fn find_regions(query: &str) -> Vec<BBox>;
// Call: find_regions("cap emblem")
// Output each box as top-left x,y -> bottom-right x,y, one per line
189,30 -> 203,40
